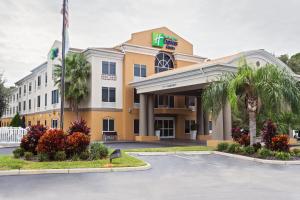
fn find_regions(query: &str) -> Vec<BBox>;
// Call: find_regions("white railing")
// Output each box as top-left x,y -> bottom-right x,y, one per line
0,127 -> 27,144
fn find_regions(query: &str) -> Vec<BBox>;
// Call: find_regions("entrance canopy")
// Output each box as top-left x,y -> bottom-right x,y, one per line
131,49 -> 299,95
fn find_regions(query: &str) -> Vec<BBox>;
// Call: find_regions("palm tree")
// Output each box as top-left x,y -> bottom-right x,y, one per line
54,53 -> 91,118
202,58 -> 300,145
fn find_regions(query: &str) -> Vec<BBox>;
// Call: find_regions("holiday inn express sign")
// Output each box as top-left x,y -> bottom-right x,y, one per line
152,32 -> 178,50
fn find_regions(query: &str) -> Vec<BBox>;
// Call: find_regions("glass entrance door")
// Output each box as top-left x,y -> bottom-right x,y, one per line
155,117 -> 175,138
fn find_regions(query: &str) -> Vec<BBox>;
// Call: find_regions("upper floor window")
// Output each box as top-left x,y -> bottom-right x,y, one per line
134,64 -> 146,77
18,102 -> 21,112
45,93 -> 47,106
102,87 -> 116,102
45,73 -> 48,86
52,90 -> 59,104
24,85 -> 26,96
133,89 -> 140,104
29,99 -> 31,110
155,52 -> 174,73
23,101 -> 26,111
185,96 -> 196,107
102,61 -> 116,76
51,119 -> 58,128
29,82 -> 32,93
37,95 -> 41,108
37,76 -> 41,87
19,87 -> 21,96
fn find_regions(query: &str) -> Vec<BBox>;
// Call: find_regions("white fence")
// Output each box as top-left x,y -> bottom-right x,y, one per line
0,127 -> 27,144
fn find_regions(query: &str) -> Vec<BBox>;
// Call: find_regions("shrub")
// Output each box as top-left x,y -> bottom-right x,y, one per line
20,125 -> 47,154
90,143 -> 109,160
66,132 -> 90,156
13,147 -> 25,158
271,134 -> 289,152
10,112 -> 22,127
274,151 -> 291,160
217,142 -> 229,152
257,148 -> 273,159
242,146 -> 255,155
292,148 -> 300,155
36,129 -> 66,160
227,143 -> 241,154
37,153 -> 49,162
253,142 -> 262,152
24,152 -> 34,161
231,127 -> 250,146
79,150 -> 90,160
68,119 -> 90,135
71,154 -> 80,161
54,151 -> 67,161
261,120 -> 277,149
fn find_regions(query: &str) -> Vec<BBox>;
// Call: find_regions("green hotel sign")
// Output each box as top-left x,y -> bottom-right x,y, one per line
152,32 -> 178,50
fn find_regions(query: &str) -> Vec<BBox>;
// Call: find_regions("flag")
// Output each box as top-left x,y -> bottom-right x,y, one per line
61,0 -> 70,55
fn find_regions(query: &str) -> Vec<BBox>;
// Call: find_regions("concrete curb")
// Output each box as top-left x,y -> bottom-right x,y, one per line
127,151 -> 213,156
214,151 -> 300,165
0,162 -> 151,176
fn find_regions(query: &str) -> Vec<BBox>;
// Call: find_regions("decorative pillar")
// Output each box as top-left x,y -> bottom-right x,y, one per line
139,94 -> 147,136
147,94 -> 154,136
223,101 -> 232,140
196,96 -> 204,134
212,108 -> 224,140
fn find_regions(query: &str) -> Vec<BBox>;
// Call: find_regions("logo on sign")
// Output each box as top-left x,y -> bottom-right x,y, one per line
152,32 -> 178,50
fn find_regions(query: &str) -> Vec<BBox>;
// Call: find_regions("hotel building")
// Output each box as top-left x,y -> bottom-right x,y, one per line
1,27 -> 296,143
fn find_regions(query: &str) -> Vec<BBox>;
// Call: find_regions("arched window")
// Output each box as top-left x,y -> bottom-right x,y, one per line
155,52 -> 174,73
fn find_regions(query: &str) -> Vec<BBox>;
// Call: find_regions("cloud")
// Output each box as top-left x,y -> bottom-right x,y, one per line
0,0 -> 299,86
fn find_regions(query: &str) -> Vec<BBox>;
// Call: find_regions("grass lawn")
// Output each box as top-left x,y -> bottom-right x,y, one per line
125,145 -> 214,152
0,151 -> 145,170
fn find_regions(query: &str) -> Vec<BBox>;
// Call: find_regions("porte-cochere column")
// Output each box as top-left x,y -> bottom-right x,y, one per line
139,94 -> 147,136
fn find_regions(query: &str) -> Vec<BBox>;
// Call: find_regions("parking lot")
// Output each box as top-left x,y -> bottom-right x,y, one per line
0,152 -> 300,200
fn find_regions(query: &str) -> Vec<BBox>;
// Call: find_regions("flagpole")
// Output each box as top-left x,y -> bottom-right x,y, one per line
60,0 -> 67,129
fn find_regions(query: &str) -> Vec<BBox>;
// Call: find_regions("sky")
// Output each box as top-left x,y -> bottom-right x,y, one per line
0,0 -> 299,86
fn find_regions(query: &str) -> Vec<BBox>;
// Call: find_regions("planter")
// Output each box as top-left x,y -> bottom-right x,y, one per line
190,130 -> 197,140
155,130 -> 161,139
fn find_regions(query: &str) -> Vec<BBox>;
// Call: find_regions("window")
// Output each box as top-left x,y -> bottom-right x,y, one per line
23,101 -> 26,111
134,89 -> 140,104
37,121 -> 40,126
134,64 -> 146,77
23,85 -> 26,95
155,52 -> 174,73
155,95 -> 165,108
52,90 -> 59,104
18,102 -> 21,112
19,87 -> 21,96
134,119 -> 139,135
28,121 -> 31,126
29,82 -> 32,92
185,96 -> 196,107
37,76 -> 41,87
37,95 -> 41,108
29,99 -> 31,110
45,73 -> 48,86
44,120 -> 47,126
166,96 -> 174,108
51,119 -> 58,128
102,61 -> 116,75
45,93 -> 47,106
13,95 -> 15,102
185,120 -> 196,133
102,87 -> 116,102
103,118 -> 114,132
13,107 -> 15,114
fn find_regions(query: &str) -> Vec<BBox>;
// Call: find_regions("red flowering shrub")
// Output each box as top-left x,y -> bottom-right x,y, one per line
68,119 -> 90,135
66,132 -> 90,156
232,127 -> 250,146
271,134 -> 289,152
20,125 -> 47,154
261,120 -> 277,149
36,129 -> 66,159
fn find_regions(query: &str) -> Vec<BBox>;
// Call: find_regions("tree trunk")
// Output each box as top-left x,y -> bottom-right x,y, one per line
288,125 -> 293,138
249,111 -> 256,145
